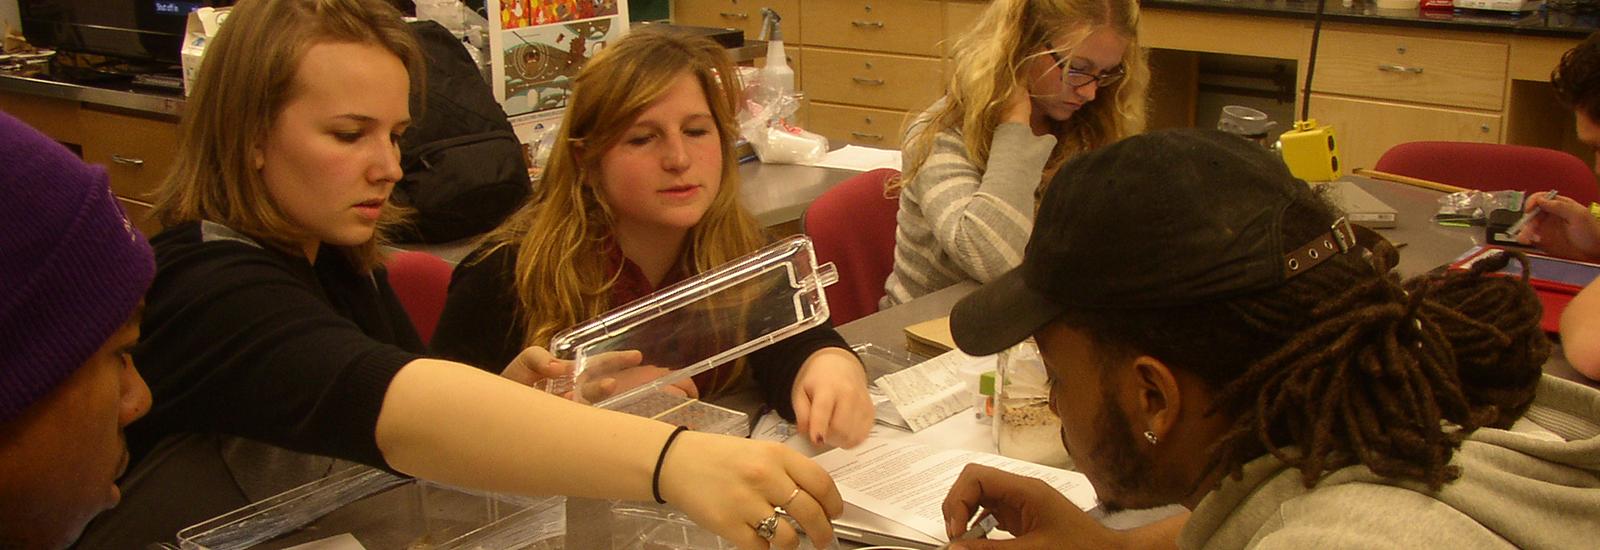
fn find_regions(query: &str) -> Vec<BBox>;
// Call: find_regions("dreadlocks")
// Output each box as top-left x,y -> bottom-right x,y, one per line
1061,193 -> 1549,492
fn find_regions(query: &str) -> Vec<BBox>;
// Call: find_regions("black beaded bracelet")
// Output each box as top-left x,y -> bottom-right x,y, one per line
652,425 -> 690,504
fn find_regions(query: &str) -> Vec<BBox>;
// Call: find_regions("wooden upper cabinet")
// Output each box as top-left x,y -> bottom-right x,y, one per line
800,0 -> 944,56
1313,28 -> 1508,111
675,0 -> 804,44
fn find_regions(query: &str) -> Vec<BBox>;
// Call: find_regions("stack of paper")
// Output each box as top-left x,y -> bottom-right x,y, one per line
904,316 -> 955,357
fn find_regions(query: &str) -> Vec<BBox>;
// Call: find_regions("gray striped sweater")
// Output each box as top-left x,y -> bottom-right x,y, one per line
881,106 -> 1057,308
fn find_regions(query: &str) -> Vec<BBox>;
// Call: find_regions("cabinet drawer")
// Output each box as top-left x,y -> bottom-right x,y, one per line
78,109 -> 180,202
801,0 -> 943,56
944,0 -> 989,55
1313,29 -> 1506,111
1308,93 -> 1501,172
117,196 -> 163,239
675,0 -> 803,44
0,92 -> 85,144
802,48 -> 942,111
808,102 -> 909,148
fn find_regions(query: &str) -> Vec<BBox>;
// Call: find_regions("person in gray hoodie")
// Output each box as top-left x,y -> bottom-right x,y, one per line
938,128 -> 1600,550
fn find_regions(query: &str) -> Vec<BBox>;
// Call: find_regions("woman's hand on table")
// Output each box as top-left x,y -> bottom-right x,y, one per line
942,464 -> 1122,550
1516,193 -> 1600,262
660,432 -> 844,550
500,347 -> 697,401
791,347 -> 875,448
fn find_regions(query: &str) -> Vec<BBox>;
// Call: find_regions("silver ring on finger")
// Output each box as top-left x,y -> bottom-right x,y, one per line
755,508 -> 781,541
782,488 -> 801,508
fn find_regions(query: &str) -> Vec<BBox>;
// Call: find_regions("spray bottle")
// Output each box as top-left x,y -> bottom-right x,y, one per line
757,8 -> 794,109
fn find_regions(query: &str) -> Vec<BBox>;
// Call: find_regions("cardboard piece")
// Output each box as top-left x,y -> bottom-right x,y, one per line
182,7 -> 230,96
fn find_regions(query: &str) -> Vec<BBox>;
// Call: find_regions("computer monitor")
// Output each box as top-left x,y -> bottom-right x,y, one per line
18,1 -> 228,68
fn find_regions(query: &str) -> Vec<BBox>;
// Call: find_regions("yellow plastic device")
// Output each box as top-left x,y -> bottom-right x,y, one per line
1279,119 -> 1341,182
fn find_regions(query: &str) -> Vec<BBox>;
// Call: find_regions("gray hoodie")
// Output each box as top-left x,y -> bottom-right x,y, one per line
1180,375 -> 1600,549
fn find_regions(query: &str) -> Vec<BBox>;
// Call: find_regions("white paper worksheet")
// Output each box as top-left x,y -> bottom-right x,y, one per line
813,438 -> 1097,540
876,350 -> 993,431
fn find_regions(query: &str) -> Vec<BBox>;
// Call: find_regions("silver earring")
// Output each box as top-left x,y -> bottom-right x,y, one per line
1144,431 -> 1159,445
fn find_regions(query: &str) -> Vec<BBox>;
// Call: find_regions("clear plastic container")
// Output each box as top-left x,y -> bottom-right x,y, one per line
993,340 -> 1073,469
174,466 -> 561,549
547,234 -> 838,408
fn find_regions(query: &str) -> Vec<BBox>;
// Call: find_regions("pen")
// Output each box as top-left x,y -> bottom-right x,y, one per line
936,513 -> 998,549
1506,190 -> 1559,238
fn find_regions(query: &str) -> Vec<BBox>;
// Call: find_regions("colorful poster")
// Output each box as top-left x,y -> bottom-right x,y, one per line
499,0 -> 620,29
490,0 -> 627,117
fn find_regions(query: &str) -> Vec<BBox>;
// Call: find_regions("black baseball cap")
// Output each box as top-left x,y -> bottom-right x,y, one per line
951,128 -> 1356,356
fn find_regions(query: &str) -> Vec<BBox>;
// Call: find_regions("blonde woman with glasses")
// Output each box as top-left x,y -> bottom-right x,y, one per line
881,0 -> 1147,307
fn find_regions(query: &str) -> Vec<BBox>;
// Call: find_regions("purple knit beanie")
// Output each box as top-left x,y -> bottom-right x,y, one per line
0,110 -> 155,423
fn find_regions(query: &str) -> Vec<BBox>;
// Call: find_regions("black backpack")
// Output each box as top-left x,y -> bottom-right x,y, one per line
389,21 -> 531,244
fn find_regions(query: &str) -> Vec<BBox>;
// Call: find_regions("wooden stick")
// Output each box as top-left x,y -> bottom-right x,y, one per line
1351,168 -> 1470,194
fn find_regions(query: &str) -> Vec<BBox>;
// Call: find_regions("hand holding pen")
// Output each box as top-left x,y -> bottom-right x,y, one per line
1514,190 -> 1600,262
1506,190 -> 1559,239
940,464 -> 1118,549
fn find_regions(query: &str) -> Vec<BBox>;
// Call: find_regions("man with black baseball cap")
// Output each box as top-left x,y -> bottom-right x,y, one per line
936,128 -> 1600,549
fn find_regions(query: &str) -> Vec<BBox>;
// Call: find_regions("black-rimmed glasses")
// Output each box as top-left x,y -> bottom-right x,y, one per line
1043,41 -> 1125,89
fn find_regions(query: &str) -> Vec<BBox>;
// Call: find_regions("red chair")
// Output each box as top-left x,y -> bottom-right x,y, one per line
1374,141 -> 1599,206
802,168 -> 902,326
385,250 -> 454,345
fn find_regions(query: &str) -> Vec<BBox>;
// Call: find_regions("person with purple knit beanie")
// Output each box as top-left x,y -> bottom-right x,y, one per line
0,110 -> 156,549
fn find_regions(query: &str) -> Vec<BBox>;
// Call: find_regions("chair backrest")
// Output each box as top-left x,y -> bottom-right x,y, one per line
385,250 -> 455,345
1374,141 -> 1599,206
802,168 -> 902,326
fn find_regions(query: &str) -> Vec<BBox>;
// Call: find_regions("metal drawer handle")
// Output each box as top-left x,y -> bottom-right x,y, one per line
1377,64 -> 1424,74
851,20 -> 885,29
719,11 -> 749,19
852,76 -> 885,86
112,154 -> 145,167
851,131 -> 884,141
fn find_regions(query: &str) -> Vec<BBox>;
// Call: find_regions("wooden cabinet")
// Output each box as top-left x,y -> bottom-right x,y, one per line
800,0 -> 943,56
675,0 -> 804,43
801,49 -> 942,111
680,0 -> 953,148
78,109 -> 180,204
1309,94 -> 1501,173
1314,29 -> 1507,111
1307,25 -> 1515,170
807,103 -> 912,148
1140,6 -> 1583,174
0,92 -> 175,237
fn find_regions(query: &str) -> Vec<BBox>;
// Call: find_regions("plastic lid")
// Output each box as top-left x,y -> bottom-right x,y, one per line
979,371 -> 996,396
547,235 -> 839,407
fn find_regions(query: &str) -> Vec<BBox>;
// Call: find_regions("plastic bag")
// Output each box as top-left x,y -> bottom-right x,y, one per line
739,86 -> 828,165
1435,190 -> 1525,225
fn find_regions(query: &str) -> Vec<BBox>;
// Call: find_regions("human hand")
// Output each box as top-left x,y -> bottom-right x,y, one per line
791,347 -> 874,448
659,432 -> 844,550
500,345 -> 575,387
590,365 -> 700,401
1515,193 -> 1600,261
1002,84 -> 1033,126
942,464 -> 1117,550
504,348 -> 696,402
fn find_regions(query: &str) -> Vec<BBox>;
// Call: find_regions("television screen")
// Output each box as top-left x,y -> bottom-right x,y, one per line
19,1 -> 223,67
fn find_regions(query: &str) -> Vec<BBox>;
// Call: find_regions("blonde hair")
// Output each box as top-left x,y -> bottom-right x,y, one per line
891,0 -> 1147,195
477,28 -> 766,354
152,0 -> 423,271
